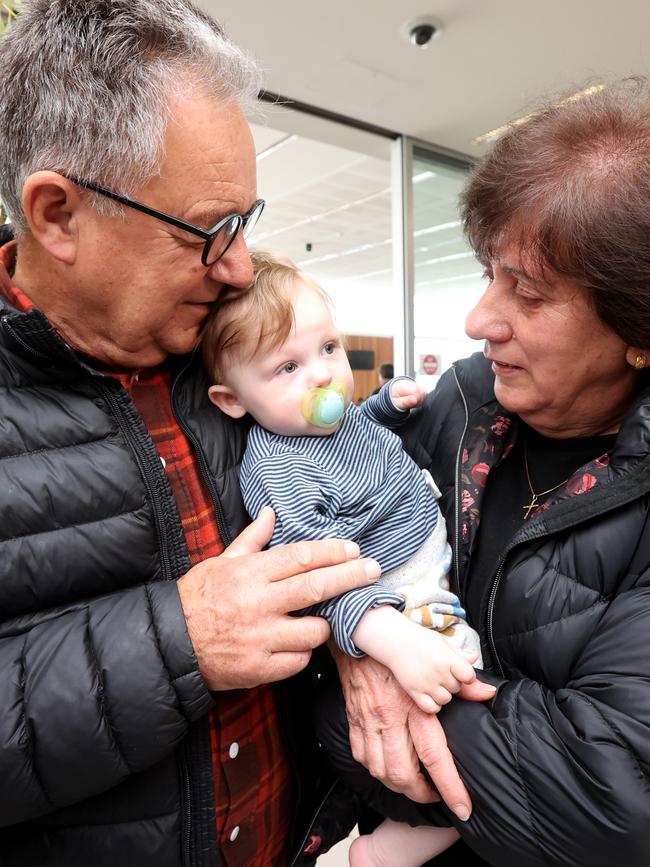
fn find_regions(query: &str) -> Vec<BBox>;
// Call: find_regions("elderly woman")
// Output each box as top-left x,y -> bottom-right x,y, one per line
328,79 -> 650,866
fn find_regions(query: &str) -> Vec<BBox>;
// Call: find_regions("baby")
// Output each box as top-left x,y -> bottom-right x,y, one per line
202,251 -> 482,867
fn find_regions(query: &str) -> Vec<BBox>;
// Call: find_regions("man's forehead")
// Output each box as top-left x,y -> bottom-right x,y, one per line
155,93 -> 256,217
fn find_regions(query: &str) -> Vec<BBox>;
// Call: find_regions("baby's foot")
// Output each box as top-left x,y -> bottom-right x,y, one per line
348,834 -> 388,867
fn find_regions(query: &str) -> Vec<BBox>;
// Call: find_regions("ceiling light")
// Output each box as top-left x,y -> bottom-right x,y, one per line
256,134 -> 297,162
472,84 -> 605,146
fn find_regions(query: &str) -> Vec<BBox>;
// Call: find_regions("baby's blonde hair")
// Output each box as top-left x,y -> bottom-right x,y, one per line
201,250 -> 330,384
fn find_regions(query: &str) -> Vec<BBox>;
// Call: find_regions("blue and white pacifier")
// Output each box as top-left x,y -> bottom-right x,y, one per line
301,382 -> 348,428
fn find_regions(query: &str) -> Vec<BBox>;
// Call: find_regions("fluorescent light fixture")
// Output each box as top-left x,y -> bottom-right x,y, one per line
253,185 -> 391,242
256,134 -> 297,162
472,84 -> 605,146
297,237 -> 392,267
413,219 -> 461,238
418,251 -> 475,267
412,171 -> 436,184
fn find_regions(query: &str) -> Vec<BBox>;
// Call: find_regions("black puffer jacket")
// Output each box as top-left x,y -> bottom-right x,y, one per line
0,299 -> 334,866
402,353 -> 650,867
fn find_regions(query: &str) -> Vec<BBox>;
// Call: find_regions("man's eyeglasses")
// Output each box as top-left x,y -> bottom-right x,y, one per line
65,176 -> 265,266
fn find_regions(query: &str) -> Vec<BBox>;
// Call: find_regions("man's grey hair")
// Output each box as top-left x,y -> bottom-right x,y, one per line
0,0 -> 263,234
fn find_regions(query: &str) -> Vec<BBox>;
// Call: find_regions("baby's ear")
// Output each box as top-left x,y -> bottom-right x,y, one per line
208,384 -> 247,419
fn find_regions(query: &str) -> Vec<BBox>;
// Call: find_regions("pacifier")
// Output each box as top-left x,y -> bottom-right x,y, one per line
301,382 -> 348,428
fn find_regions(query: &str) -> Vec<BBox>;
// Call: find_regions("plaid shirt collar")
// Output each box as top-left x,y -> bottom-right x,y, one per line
0,240 -> 35,313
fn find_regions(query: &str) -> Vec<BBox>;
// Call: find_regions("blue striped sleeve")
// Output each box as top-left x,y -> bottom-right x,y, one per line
361,377 -> 414,428
313,585 -> 405,657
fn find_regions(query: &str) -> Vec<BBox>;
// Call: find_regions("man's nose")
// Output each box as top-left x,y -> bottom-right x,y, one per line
206,232 -> 253,290
465,284 -> 513,343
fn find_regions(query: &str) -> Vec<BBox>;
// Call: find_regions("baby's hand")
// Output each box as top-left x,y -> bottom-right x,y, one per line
390,378 -> 427,412
389,627 -> 478,714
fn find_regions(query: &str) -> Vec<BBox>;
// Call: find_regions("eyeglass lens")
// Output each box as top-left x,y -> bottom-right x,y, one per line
204,217 -> 239,265
204,200 -> 265,266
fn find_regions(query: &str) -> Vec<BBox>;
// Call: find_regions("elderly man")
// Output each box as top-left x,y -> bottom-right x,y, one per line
0,1 -> 392,865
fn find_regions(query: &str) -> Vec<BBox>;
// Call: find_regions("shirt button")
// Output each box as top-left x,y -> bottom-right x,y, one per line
160,456 -> 167,469
229,826 -> 240,842
228,742 -> 239,759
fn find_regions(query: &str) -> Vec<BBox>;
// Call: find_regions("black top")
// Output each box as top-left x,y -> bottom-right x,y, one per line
465,423 -> 617,629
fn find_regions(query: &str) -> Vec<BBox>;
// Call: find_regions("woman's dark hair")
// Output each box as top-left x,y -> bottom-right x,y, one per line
461,77 -> 650,348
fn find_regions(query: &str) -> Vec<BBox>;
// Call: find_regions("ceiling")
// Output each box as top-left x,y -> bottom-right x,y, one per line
202,0 -> 650,157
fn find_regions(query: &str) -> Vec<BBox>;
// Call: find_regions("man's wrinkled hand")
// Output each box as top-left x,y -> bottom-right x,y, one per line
177,507 -> 380,690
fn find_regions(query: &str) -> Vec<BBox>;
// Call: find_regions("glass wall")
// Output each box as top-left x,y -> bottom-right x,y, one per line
248,102 -> 484,392
250,103 -> 399,402
410,147 -> 484,390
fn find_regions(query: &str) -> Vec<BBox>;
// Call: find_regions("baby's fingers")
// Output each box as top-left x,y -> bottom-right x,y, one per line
410,685 -> 454,715
410,690 -> 441,715
449,657 -> 477,685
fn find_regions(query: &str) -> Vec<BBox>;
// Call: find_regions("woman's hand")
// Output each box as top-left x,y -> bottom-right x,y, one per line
333,648 -> 495,820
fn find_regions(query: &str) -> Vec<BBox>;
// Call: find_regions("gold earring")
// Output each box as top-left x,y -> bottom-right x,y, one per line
634,354 -> 647,370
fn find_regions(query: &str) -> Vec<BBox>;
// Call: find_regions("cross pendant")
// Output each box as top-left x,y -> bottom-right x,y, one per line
523,495 -> 539,519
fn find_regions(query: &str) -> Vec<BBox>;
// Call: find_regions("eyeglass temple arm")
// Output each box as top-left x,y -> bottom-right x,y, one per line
66,176 -> 213,240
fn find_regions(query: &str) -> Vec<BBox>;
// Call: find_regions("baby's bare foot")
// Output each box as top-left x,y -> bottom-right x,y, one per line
348,834 -> 386,867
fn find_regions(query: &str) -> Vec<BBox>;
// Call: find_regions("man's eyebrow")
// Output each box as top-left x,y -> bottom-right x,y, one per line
190,208 -> 228,230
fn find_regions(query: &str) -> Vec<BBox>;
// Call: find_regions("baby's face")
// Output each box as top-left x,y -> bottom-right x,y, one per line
226,282 -> 354,436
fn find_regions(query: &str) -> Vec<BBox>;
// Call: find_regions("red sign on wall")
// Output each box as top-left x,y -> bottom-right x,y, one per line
420,354 -> 440,375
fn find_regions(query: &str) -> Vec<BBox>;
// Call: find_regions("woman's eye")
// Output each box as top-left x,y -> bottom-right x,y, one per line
518,291 -> 543,308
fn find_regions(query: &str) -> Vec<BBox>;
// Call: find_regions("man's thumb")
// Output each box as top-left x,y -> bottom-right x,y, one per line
223,507 -> 276,558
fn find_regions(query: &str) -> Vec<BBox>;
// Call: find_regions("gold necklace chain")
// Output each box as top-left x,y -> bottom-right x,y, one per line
522,440 -> 571,519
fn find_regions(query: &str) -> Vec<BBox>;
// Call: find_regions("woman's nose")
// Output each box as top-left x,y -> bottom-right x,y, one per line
465,284 -> 513,343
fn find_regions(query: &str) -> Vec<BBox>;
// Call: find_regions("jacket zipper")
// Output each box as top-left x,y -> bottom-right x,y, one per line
451,364 -> 470,600
178,744 -> 192,867
101,375 -> 194,861
170,361 -> 232,546
287,777 -> 340,867
2,316 -> 53,359
98,381 -> 174,580
170,359 -> 230,867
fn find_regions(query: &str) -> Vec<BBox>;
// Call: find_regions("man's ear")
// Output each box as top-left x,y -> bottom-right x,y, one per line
208,384 -> 248,418
21,171 -> 83,265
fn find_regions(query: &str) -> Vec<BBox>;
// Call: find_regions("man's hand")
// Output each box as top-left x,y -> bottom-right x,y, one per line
390,378 -> 427,412
334,651 -> 496,821
177,507 -> 380,690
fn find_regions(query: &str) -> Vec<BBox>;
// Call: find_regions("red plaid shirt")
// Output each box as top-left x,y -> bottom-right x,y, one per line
0,242 -> 293,867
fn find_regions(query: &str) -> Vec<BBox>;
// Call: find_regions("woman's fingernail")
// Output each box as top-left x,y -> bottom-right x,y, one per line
453,804 -> 471,822
344,541 -> 360,558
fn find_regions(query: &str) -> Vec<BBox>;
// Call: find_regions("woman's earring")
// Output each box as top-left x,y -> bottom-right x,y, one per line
634,354 -> 647,370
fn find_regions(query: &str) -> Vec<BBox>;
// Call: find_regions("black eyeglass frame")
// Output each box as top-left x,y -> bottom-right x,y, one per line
65,175 -> 264,266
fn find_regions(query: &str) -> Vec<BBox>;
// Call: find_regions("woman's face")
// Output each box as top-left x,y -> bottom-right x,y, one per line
464,242 -> 640,437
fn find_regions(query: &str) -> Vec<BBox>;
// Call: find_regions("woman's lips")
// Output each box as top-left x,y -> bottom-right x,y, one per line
491,359 -> 523,375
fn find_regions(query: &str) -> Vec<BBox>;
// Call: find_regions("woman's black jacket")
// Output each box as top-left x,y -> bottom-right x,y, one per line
0,301 -> 334,865
401,353 -> 650,867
